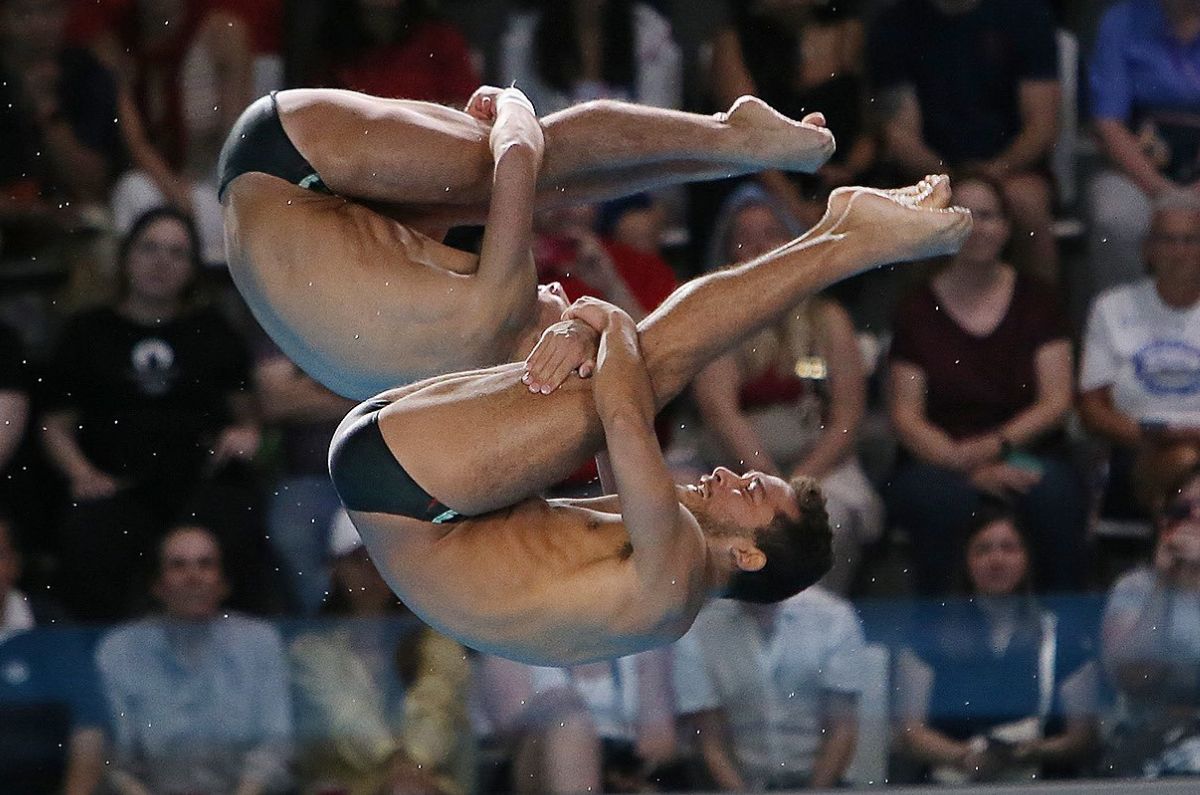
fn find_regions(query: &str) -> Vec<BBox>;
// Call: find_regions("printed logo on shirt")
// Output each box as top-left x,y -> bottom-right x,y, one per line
2,659 -> 29,686
129,338 -> 177,397
1133,340 -> 1200,396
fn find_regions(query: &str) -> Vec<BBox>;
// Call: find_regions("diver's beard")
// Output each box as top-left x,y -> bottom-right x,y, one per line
686,498 -> 747,540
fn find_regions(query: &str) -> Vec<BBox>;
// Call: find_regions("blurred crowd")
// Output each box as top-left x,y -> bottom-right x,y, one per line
1,0 -> 1200,792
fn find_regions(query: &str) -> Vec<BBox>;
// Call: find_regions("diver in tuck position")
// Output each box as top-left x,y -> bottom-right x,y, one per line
328,176 -> 972,665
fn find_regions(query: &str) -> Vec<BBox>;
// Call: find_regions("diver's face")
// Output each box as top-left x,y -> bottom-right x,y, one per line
682,467 -> 798,536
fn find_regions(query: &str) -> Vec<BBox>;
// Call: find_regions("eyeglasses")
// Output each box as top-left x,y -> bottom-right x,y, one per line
1163,498 -> 1200,525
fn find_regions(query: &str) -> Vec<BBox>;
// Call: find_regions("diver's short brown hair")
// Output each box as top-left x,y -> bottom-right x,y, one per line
724,475 -> 831,604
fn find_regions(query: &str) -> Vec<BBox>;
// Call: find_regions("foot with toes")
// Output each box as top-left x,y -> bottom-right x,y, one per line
721,95 -> 837,174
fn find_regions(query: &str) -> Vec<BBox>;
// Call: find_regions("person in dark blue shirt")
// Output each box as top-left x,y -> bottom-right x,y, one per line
869,0 -> 1062,283
0,511 -> 106,794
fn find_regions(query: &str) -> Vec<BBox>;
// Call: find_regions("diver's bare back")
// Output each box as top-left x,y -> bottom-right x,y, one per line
348,496 -> 706,666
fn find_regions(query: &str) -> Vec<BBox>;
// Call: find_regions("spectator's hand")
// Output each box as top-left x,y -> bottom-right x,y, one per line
521,319 -> 599,394
210,425 -> 261,466
959,742 -> 1008,782
946,435 -> 1003,471
562,295 -> 627,333
969,462 -> 1042,496
465,85 -> 505,123
70,466 -> 121,502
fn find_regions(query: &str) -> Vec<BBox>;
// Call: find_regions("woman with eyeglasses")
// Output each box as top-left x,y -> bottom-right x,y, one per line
1079,192 -> 1200,532
1101,445 -> 1200,777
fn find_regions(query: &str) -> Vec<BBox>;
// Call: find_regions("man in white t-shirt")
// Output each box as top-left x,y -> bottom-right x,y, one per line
672,586 -> 865,790
1080,195 -> 1200,430
1080,193 -> 1200,517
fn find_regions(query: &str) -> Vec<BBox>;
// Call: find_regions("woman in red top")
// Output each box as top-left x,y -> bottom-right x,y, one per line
886,175 -> 1087,595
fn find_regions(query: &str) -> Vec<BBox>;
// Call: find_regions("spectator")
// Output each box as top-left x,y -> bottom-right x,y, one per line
95,524 -> 292,794
894,502 -> 1099,784
0,509 -> 106,794
672,585 -> 867,790
290,510 -> 474,795
41,207 -> 262,621
1100,449 -> 1200,777
707,0 -> 876,229
254,336 -> 356,615
1080,192 -> 1200,528
0,320 -> 30,495
886,175 -> 1087,594
500,0 -> 682,116
870,0 -> 1061,282
693,184 -> 882,593
308,0 -> 479,106
1086,0 -> 1200,299
0,0 -> 119,233
71,0 -> 255,265
473,654 -> 602,795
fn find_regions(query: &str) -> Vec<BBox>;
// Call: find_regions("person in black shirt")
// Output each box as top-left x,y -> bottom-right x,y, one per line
40,208 -> 264,621
869,0 -> 1062,283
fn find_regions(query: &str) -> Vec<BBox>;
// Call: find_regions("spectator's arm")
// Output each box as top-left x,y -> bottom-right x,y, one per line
684,709 -> 746,791
0,389 -> 28,473
400,632 -> 472,790
1079,386 -> 1142,449
41,409 -> 121,500
115,87 -> 190,211
985,80 -> 1061,175
692,354 -> 782,476
1094,119 -> 1177,199
211,390 -> 261,467
239,630 -> 294,795
995,339 -> 1073,447
879,86 -> 945,178
204,10 -> 254,140
33,96 -> 110,202
254,357 -> 357,423
634,5 -> 682,109
1101,586 -> 1175,697
96,641 -> 152,795
887,362 -> 1000,471
108,771 -> 153,795
794,300 -> 864,480
634,648 -> 677,769
1017,662 -> 1099,766
894,648 -> 972,767
62,726 -> 105,795
811,691 -> 859,789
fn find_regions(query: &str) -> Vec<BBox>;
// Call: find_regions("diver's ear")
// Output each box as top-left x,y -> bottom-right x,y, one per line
730,540 -> 766,573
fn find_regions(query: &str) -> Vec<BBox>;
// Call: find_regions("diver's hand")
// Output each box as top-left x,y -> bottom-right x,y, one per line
522,319 -> 599,394
561,295 -> 627,333
466,85 -> 504,122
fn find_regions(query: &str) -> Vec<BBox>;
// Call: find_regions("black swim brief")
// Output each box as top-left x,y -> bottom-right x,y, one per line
216,91 -> 331,202
328,398 -> 464,524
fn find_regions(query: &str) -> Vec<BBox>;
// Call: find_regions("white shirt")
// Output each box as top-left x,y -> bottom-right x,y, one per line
1080,279 -> 1200,425
672,588 -> 866,785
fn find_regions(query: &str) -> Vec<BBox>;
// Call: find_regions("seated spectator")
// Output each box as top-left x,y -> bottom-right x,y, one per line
1080,192 -> 1200,528
70,0 -> 255,265
290,510 -> 474,795
0,0 -> 119,243
473,654 -> 602,795
870,0 -> 1061,282
525,650 -> 683,793
254,335 -> 356,615
692,185 -> 882,593
308,0 -> 479,106
500,0 -> 682,116
707,0 -> 876,229
894,502 -> 1099,784
886,175 -> 1087,595
0,509 -> 106,794
1086,0 -> 1200,299
40,208 -> 262,620
1101,448 -> 1200,777
672,584 -> 867,790
95,524 -> 292,794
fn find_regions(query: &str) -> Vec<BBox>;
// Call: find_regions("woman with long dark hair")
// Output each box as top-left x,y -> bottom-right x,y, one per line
894,502 -> 1099,784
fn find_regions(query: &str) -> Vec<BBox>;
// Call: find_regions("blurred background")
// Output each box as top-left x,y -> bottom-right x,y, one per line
2,0 -> 1200,792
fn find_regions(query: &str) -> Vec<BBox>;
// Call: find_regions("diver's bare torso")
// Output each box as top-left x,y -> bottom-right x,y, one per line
348,496 -> 707,666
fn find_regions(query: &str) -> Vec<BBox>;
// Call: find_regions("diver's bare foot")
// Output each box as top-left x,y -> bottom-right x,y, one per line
721,95 -> 836,173
823,176 -> 972,267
